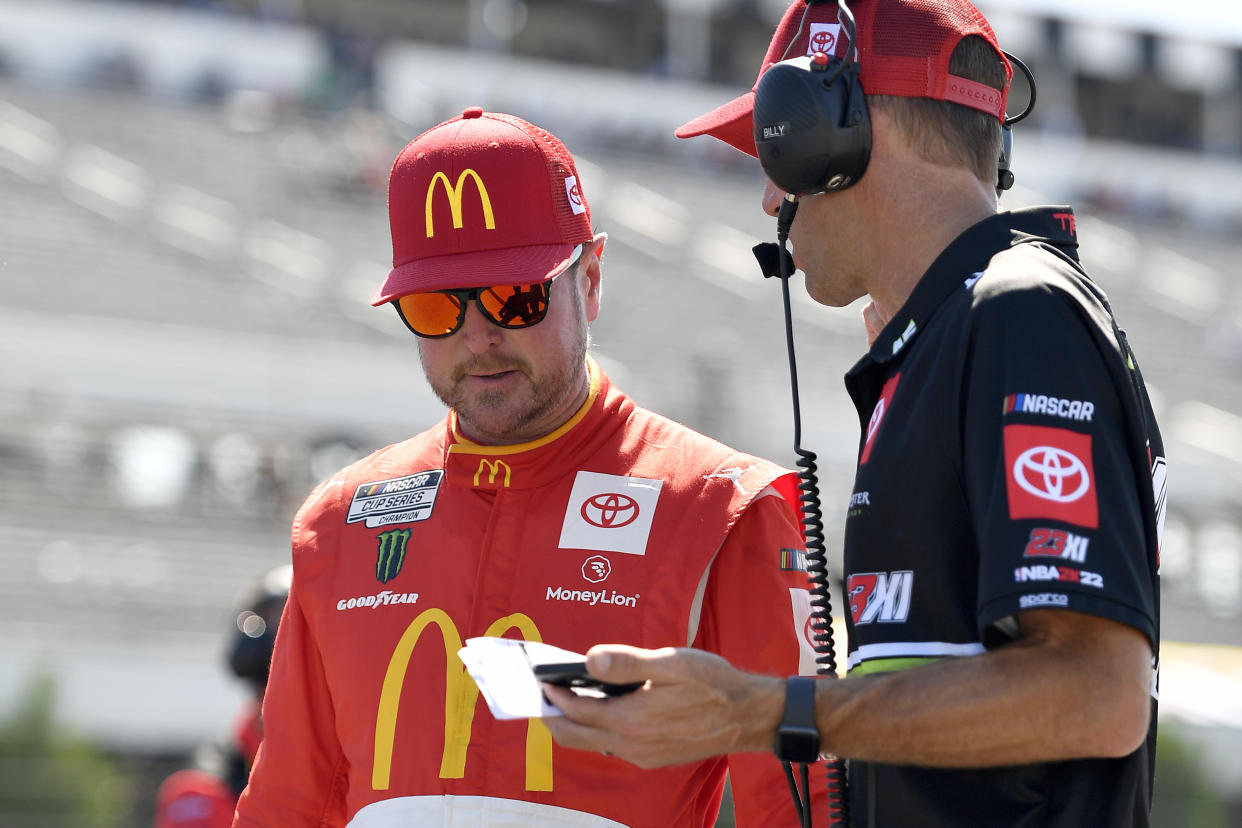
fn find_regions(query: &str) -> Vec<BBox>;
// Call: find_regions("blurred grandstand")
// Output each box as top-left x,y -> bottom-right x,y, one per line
0,0 -> 1240,824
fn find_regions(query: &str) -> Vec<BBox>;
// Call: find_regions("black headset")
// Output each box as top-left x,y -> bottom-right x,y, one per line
752,0 -> 1035,197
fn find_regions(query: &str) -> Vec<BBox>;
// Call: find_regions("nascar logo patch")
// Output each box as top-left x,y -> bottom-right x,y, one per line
347,470 -> 444,529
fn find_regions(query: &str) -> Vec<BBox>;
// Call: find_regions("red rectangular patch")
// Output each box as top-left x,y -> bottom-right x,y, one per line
1003,424 -> 1098,529
860,373 -> 900,465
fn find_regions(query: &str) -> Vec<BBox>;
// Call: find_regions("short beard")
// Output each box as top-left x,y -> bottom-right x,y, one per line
424,279 -> 591,443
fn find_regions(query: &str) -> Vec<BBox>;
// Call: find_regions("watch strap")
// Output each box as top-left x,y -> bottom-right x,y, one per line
773,675 -> 820,763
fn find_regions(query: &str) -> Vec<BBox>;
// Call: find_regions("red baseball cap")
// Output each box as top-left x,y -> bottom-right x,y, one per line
676,0 -> 1012,157
372,107 -> 594,305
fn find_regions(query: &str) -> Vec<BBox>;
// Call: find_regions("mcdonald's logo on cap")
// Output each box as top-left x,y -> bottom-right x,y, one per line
474,458 -> 512,488
372,608 -> 552,792
425,169 -> 496,238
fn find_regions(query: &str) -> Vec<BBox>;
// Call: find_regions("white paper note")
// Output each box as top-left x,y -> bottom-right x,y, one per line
457,637 -> 587,720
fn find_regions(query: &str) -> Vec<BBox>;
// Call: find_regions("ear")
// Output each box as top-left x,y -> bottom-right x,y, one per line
581,232 -> 607,323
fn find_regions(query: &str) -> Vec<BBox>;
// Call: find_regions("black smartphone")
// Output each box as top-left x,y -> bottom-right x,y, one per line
533,661 -> 643,696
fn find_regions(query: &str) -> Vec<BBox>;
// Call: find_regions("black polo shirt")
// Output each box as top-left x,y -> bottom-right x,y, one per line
841,207 -> 1164,827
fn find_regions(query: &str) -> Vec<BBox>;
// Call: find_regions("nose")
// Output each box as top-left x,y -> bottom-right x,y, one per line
761,178 -> 786,218
457,300 -> 502,353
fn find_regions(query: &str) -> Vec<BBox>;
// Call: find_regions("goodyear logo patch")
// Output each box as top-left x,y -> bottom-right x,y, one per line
347,470 -> 443,529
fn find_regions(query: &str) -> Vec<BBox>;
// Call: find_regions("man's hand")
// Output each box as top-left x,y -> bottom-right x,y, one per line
541,645 -> 784,769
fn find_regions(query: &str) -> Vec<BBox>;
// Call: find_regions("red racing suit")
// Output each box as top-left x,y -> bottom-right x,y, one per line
233,360 -> 823,828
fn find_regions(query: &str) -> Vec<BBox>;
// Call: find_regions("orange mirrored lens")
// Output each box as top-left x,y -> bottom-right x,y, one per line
480,282 -> 550,328
397,292 -> 463,336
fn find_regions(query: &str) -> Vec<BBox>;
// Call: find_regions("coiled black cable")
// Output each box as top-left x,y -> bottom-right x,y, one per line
772,195 -> 850,828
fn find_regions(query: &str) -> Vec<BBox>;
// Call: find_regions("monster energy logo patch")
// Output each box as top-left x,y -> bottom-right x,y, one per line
376,529 -> 411,584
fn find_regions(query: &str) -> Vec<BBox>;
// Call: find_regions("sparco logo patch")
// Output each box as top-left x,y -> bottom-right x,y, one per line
347,470 -> 443,528
1020,592 -> 1068,608
558,471 -> 662,556
1003,425 -> 1098,528
847,570 -> 914,625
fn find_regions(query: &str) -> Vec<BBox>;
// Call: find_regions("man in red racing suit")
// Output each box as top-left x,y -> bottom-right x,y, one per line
232,109 -> 823,828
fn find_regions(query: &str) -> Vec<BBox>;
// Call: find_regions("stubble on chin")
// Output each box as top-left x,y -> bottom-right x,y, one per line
424,295 -> 591,442
451,351 -> 588,442
425,363 -> 527,433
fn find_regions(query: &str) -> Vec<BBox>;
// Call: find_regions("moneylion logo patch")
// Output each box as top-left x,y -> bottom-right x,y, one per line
376,529 -> 411,584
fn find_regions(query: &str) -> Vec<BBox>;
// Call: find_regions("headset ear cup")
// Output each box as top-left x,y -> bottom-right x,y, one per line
753,55 -> 872,195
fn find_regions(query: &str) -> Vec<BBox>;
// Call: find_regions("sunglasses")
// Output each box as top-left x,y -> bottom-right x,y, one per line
393,278 -> 557,338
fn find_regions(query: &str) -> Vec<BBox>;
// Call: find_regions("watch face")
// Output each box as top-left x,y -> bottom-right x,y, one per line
776,727 -> 821,764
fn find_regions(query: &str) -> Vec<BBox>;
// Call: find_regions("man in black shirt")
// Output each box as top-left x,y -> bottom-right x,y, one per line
544,1 -> 1164,825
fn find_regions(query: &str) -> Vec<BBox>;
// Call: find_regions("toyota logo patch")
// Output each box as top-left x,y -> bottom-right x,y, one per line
1003,424 -> 1098,528
558,471 -> 662,556
809,29 -> 835,53
1013,446 -> 1090,503
581,493 -> 639,528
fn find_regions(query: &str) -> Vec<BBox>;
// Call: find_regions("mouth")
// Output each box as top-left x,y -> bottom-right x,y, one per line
460,366 -> 522,385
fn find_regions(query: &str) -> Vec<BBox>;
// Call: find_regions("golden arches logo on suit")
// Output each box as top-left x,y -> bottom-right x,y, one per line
473,458 -> 512,487
372,608 -> 552,792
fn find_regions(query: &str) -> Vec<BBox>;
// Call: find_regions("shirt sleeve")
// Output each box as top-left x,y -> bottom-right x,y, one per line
232,576 -> 349,828
692,489 -> 830,828
963,277 -> 1158,649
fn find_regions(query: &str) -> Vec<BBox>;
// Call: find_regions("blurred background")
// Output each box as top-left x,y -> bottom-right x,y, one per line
0,0 -> 1239,825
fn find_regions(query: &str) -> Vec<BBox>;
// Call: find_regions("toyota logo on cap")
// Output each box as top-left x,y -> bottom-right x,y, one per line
564,175 -> 587,215
581,493 -> 639,528
805,22 -> 840,58
810,29 -> 835,53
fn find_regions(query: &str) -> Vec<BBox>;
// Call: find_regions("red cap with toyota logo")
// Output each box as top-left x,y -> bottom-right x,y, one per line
676,0 -> 1012,157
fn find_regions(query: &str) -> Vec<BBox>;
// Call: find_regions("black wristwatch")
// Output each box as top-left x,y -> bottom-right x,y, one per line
773,675 -> 820,763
